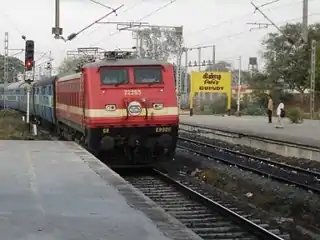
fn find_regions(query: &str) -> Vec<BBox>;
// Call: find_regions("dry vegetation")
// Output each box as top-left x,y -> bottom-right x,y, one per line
194,168 -> 319,230
0,109 -> 28,140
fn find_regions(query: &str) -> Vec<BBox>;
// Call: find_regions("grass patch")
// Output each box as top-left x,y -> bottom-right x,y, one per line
0,109 -> 29,140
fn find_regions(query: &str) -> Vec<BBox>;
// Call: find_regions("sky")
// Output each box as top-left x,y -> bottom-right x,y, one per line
0,0 -> 319,73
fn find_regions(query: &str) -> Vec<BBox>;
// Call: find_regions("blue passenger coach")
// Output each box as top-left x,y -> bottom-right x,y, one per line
0,83 -> 10,109
33,77 -> 56,125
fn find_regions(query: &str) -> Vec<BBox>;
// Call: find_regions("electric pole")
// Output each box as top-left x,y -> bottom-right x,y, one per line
301,0 -> 316,119
302,0 -> 308,43
96,21 -> 149,57
3,32 -> 9,83
175,26 -> 183,111
185,45 -> 216,103
114,23 -> 184,109
52,0 -> 63,39
237,56 -> 242,113
310,40 -> 316,119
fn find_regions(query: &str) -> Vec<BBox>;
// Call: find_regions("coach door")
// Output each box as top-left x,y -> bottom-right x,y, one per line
80,73 -> 85,128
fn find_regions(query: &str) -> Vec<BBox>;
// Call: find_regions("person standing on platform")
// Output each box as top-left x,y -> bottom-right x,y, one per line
276,99 -> 285,128
267,95 -> 273,123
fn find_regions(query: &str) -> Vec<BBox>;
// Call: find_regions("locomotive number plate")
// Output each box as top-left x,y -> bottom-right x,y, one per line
156,127 -> 172,133
124,89 -> 141,96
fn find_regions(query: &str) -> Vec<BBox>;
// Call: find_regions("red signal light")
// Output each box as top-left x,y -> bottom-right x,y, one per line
25,59 -> 33,70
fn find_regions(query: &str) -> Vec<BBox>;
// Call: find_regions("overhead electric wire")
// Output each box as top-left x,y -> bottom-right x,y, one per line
184,0 -> 316,39
77,0 -> 149,42
192,13 -> 320,47
89,0 -> 178,46
87,0 -> 115,11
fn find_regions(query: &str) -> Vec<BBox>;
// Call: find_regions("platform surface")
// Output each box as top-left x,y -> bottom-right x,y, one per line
180,115 -> 320,148
0,140 -> 201,240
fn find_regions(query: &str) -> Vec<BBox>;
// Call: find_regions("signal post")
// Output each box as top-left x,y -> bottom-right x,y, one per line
24,40 -> 35,127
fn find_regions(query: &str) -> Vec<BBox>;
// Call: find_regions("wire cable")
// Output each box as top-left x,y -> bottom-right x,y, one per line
89,0 -> 178,47
191,13 -> 320,47
184,0 -> 316,39
77,0 -> 149,42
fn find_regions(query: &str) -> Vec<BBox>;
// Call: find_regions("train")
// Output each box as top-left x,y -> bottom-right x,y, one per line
0,51 -> 179,166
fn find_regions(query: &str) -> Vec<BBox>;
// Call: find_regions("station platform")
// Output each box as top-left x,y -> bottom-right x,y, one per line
180,115 -> 320,148
0,140 -> 201,240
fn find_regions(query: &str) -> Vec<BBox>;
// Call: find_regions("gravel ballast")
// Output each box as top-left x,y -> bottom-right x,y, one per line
156,133 -> 320,237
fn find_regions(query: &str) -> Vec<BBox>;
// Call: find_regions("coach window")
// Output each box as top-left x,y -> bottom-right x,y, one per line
100,68 -> 129,85
134,67 -> 162,84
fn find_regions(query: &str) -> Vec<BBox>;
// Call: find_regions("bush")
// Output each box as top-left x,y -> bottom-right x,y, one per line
200,104 -> 204,112
286,108 -> 304,123
241,104 -> 265,116
0,109 -> 21,118
0,109 -> 28,139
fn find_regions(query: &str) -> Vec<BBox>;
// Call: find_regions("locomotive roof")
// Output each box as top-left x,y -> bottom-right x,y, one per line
84,58 -> 170,68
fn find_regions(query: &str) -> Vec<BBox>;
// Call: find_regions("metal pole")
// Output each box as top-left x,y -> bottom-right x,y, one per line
4,32 -> 9,83
302,0 -> 308,43
197,47 -> 201,71
184,48 -> 188,104
49,51 -> 52,77
26,85 -> 30,124
212,45 -> 216,69
135,31 -> 139,57
211,45 -> 216,101
175,27 -> 183,111
54,0 -> 60,39
32,61 -> 36,81
198,47 -> 202,101
139,32 -> 143,58
310,40 -> 316,119
237,56 -> 242,112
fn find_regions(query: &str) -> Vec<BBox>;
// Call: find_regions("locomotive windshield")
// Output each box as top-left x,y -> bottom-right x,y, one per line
100,68 -> 129,85
134,67 -> 162,84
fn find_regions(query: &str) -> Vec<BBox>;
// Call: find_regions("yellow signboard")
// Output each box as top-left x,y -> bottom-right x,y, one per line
189,71 -> 232,111
190,71 -> 231,93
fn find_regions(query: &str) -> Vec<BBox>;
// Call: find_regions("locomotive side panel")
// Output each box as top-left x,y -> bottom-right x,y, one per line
55,73 -> 85,135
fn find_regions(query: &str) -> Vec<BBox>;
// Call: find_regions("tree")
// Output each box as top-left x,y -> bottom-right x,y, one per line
58,56 -> 88,75
205,60 -> 231,71
137,27 -> 181,61
0,55 -> 24,83
261,23 -> 320,102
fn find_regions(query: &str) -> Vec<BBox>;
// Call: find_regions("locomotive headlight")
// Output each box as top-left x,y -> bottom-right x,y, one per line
153,103 -> 163,110
105,104 -> 116,111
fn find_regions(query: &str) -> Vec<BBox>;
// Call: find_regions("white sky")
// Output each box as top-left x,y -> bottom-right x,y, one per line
0,0 -> 319,71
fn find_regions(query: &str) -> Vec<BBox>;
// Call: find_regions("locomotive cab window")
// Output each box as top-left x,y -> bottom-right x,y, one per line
100,68 -> 129,85
134,67 -> 162,84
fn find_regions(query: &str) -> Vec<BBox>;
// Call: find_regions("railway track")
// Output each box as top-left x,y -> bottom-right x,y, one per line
122,169 -> 290,240
177,135 -> 320,194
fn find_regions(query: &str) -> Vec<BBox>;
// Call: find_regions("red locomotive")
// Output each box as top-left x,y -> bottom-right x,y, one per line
55,51 -> 179,165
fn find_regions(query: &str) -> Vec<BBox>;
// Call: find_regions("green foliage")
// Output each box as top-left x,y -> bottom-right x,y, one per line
0,110 -> 28,140
0,109 -> 22,118
241,104 -> 265,116
0,55 -> 24,82
138,28 -> 181,61
286,108 -> 304,123
58,56 -> 87,75
251,23 -> 320,98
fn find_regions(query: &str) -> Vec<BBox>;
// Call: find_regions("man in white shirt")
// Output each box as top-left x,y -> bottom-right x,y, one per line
276,100 -> 284,128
